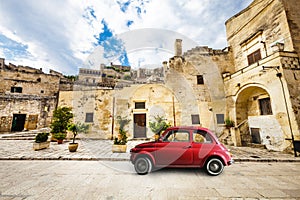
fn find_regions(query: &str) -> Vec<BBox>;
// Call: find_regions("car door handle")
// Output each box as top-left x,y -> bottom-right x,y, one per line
183,145 -> 191,149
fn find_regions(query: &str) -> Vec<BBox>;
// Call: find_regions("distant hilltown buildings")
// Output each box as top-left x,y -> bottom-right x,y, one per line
1,0 -> 300,153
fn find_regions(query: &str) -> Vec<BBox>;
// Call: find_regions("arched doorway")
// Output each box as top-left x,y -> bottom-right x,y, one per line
236,86 -> 272,146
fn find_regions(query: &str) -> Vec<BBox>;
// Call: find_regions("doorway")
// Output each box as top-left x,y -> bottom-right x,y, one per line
134,114 -> 146,138
250,128 -> 261,144
11,114 -> 26,132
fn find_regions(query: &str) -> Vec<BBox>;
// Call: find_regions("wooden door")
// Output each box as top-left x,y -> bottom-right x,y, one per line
11,114 -> 26,132
134,114 -> 146,138
27,114 -> 38,130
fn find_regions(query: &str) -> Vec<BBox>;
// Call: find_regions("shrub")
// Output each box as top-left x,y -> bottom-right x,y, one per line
35,133 -> 49,143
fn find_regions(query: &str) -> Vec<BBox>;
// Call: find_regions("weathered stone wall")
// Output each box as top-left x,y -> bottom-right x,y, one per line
224,0 -> 300,150
0,67 -> 60,96
226,0 -> 293,71
282,54 -> 300,140
0,59 -> 60,132
282,0 -> 300,59
59,88 -> 113,139
181,47 -> 232,134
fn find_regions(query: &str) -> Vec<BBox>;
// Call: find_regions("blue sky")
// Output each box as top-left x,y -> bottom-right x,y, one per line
0,0 -> 252,75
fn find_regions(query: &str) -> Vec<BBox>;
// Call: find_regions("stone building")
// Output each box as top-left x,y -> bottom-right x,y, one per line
2,0 -> 300,153
223,0 -> 300,151
59,0 -> 300,153
58,40 -> 230,140
0,58 -> 63,132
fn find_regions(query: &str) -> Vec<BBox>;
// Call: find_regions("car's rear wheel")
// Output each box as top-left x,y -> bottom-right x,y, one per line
134,157 -> 152,175
205,158 -> 224,176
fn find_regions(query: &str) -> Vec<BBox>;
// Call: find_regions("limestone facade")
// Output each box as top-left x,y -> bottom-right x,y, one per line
1,0 -> 300,152
0,58 -> 61,132
224,0 -> 300,151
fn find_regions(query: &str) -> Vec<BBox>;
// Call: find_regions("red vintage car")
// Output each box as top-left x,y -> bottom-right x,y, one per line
130,126 -> 233,176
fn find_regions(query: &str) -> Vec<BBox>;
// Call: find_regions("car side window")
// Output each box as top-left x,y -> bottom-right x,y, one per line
163,130 -> 190,142
193,130 -> 212,143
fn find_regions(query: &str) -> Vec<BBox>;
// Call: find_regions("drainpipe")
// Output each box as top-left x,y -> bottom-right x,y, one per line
111,96 -> 115,140
262,66 -> 297,157
172,95 -> 176,126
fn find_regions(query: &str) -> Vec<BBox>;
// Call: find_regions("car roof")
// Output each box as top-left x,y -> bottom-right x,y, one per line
167,126 -> 210,131
168,126 -> 220,142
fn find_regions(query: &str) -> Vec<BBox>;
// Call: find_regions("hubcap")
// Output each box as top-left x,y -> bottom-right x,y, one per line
138,160 -> 147,171
210,162 -> 220,172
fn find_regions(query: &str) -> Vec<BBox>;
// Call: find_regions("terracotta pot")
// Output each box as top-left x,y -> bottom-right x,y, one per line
68,143 -> 79,152
57,139 -> 63,144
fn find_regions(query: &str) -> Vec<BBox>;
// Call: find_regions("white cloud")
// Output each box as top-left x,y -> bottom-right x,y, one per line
0,0 -> 253,74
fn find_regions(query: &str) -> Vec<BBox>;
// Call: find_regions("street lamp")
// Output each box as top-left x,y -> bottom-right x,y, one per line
262,66 -> 297,157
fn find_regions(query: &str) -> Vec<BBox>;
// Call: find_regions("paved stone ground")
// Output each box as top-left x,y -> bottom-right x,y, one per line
1,161 -> 300,199
0,130 -> 300,162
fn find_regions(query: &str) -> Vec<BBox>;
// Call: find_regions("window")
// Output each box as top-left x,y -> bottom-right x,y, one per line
247,49 -> 261,65
163,130 -> 190,142
216,114 -> 225,124
193,130 -> 212,143
135,102 -> 145,109
259,98 -> 272,115
191,114 -> 200,124
85,113 -> 94,122
197,75 -> 204,84
11,87 -> 22,93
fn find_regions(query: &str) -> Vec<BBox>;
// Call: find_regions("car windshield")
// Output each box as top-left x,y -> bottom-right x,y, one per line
163,130 -> 190,142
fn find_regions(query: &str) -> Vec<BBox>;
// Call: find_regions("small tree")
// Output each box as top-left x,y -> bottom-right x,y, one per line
67,123 -> 89,143
114,116 -> 131,145
51,107 -> 73,140
149,115 -> 171,136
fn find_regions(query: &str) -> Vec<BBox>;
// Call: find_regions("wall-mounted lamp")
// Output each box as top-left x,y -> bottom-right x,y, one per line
262,66 -> 282,77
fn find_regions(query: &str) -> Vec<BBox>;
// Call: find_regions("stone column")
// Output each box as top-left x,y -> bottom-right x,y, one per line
175,39 -> 182,57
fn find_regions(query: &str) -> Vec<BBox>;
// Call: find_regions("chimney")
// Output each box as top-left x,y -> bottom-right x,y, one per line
174,39 -> 182,57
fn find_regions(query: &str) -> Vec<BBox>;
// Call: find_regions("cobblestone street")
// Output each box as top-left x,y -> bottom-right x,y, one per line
1,161 -> 300,199
0,133 -> 299,162
0,131 -> 300,199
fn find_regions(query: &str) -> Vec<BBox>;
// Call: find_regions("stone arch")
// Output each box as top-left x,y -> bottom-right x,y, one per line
235,84 -> 285,150
236,85 -> 271,125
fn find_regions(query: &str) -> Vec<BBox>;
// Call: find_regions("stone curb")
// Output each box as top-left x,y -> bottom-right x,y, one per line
1,157 -> 300,162
233,158 -> 300,162
0,157 -> 130,161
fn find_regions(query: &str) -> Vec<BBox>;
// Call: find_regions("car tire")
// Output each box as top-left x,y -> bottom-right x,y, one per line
205,158 -> 224,176
134,157 -> 152,175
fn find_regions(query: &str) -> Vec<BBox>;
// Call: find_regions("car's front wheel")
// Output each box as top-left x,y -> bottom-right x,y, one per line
205,158 -> 224,176
134,157 -> 152,175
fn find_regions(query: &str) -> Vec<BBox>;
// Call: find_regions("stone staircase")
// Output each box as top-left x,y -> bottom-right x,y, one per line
0,128 -> 50,140
219,128 -> 234,146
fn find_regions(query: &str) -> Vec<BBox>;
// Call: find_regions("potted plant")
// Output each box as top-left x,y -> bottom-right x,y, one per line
52,132 -> 67,144
149,115 -> 171,141
225,117 -> 235,129
50,107 -> 73,144
112,116 -> 131,153
67,122 -> 89,152
33,132 -> 50,150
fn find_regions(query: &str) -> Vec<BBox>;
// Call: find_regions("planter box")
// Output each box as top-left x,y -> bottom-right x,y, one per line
112,144 -> 127,153
33,141 -> 50,151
